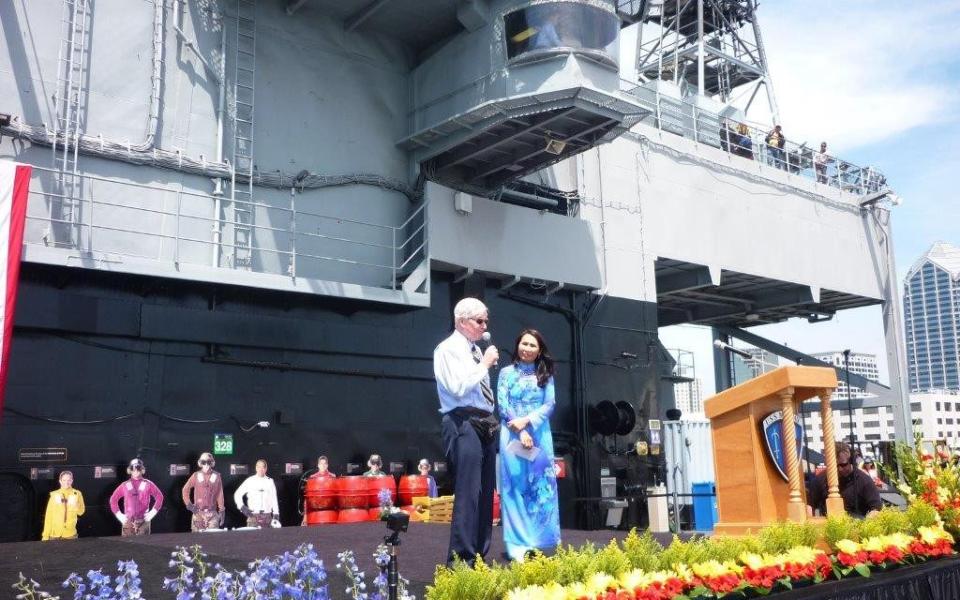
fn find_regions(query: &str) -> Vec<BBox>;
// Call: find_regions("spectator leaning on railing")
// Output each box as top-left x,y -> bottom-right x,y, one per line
735,123 -> 753,160
814,141 -> 831,184
765,125 -> 786,169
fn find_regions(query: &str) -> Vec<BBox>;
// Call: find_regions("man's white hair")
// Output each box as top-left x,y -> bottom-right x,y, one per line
453,297 -> 487,322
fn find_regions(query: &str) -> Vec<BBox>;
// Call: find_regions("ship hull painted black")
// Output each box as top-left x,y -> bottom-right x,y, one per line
0,264 -> 667,541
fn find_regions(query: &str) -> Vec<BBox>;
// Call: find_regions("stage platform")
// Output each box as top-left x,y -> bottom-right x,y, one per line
0,523 -> 650,598
4,524 -> 959,599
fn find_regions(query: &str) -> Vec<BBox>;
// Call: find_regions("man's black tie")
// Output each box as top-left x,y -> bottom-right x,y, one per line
472,344 -> 495,407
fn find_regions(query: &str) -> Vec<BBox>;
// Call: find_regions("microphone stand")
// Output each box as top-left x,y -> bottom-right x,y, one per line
384,529 -> 401,600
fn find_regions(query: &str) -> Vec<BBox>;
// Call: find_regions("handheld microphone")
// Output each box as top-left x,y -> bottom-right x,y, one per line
480,332 -> 498,367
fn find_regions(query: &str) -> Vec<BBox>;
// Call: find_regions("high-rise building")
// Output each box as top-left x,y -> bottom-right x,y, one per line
803,352 -> 894,456
811,351 -> 881,400
673,378 -> 704,418
730,346 -> 779,385
909,391 -> 960,444
903,242 -> 960,392
743,348 -> 780,378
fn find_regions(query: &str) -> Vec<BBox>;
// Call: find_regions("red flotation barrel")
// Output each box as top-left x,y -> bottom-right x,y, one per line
304,476 -> 338,511
305,509 -> 338,525
337,508 -> 369,523
337,476 -> 369,509
367,507 -> 384,521
397,475 -> 429,505
366,475 -> 396,508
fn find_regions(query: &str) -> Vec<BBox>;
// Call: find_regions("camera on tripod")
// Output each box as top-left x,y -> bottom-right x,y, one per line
385,510 -> 409,534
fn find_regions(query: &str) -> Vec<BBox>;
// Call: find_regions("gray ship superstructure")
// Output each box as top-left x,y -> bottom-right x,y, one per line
0,0 -> 909,540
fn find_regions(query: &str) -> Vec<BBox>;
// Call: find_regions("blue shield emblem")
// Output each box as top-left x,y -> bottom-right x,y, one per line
761,411 -> 805,481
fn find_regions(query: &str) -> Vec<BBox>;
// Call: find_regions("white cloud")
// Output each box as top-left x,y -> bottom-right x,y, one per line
759,0 -> 960,152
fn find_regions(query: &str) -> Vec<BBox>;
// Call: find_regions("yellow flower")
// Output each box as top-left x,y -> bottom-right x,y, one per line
618,569 -> 649,591
506,582 -> 571,600
885,532 -> 915,551
862,536 -> 889,553
919,524 -> 954,545
783,546 -> 821,565
835,539 -> 862,554
673,563 -> 693,581
691,559 -> 741,578
740,552 -> 765,570
584,572 -> 616,594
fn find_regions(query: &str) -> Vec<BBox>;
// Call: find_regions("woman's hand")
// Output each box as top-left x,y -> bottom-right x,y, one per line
507,416 -> 530,433
520,430 -> 534,450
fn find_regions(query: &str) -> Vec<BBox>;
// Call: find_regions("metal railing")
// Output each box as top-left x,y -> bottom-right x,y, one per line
620,80 -> 887,196
23,165 -> 427,292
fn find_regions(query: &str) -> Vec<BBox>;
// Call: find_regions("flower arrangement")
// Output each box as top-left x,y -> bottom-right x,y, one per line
888,436 -> 960,536
426,509 -> 955,600
11,542 -> 416,600
499,525 -> 954,600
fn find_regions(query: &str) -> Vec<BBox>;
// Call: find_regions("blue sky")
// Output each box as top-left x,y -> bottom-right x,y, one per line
643,1 -> 960,394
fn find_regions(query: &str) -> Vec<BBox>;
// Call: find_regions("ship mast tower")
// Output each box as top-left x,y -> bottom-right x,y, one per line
624,0 -> 780,122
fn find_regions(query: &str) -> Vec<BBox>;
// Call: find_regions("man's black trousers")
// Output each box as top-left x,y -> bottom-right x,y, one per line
441,410 -> 497,566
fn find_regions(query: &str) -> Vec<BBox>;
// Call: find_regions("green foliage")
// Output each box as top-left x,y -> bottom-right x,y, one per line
621,529 -> 662,572
587,539 -> 631,577
823,514 -> 860,549
698,535 -> 758,563
905,501 -> 940,531
542,544 -> 598,586
654,536 -> 689,570
503,551 -> 560,589
425,560 -> 511,600
756,521 -> 819,554
859,507 -> 911,538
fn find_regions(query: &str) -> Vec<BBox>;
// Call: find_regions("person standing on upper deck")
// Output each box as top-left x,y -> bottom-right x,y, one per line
765,125 -> 786,169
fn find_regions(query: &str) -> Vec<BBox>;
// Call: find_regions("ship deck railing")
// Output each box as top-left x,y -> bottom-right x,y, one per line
21,165 -> 427,292
619,79 -> 887,196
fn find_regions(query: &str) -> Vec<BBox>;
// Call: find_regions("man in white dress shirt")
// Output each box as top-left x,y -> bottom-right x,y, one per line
434,297 -> 499,566
234,459 -> 280,528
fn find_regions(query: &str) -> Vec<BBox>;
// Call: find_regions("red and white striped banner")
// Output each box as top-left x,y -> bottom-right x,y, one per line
0,161 -> 31,419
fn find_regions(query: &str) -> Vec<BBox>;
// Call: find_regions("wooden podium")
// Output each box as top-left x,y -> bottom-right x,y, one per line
704,366 -> 844,535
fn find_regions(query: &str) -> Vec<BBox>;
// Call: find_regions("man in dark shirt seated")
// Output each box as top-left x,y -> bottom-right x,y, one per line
807,442 -> 882,518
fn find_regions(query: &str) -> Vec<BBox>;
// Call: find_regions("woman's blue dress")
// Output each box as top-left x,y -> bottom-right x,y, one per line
497,362 -> 560,560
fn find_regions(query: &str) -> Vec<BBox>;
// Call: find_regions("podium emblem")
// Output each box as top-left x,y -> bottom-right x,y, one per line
761,411 -> 805,481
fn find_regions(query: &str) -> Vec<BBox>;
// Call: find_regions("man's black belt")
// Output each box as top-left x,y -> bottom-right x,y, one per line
450,407 -> 494,419
450,407 -> 499,442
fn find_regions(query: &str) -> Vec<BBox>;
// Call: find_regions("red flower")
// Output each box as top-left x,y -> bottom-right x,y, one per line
702,574 -> 740,594
925,479 -> 939,492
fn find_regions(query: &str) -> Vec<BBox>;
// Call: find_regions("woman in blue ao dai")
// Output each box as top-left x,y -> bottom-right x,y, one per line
497,328 -> 560,560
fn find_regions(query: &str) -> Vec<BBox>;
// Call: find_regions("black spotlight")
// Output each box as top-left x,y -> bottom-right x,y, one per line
665,408 -> 683,421
0,114 -> 10,127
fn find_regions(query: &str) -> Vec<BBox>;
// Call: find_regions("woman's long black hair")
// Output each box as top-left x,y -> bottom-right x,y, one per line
512,328 -> 555,388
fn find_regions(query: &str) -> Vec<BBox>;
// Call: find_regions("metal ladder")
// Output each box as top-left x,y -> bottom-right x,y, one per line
230,0 -> 257,269
51,0 -> 90,247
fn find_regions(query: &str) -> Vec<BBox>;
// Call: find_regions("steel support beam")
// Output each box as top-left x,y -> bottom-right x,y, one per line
344,0 -> 393,32
660,286 -> 817,327
285,0 -> 310,15
712,328 -> 733,392
655,265 -> 718,294
713,325 -> 898,407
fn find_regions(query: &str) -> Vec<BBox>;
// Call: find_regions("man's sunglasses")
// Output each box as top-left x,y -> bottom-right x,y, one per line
199,460 -> 212,466
837,461 -> 852,468
472,318 -> 488,325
